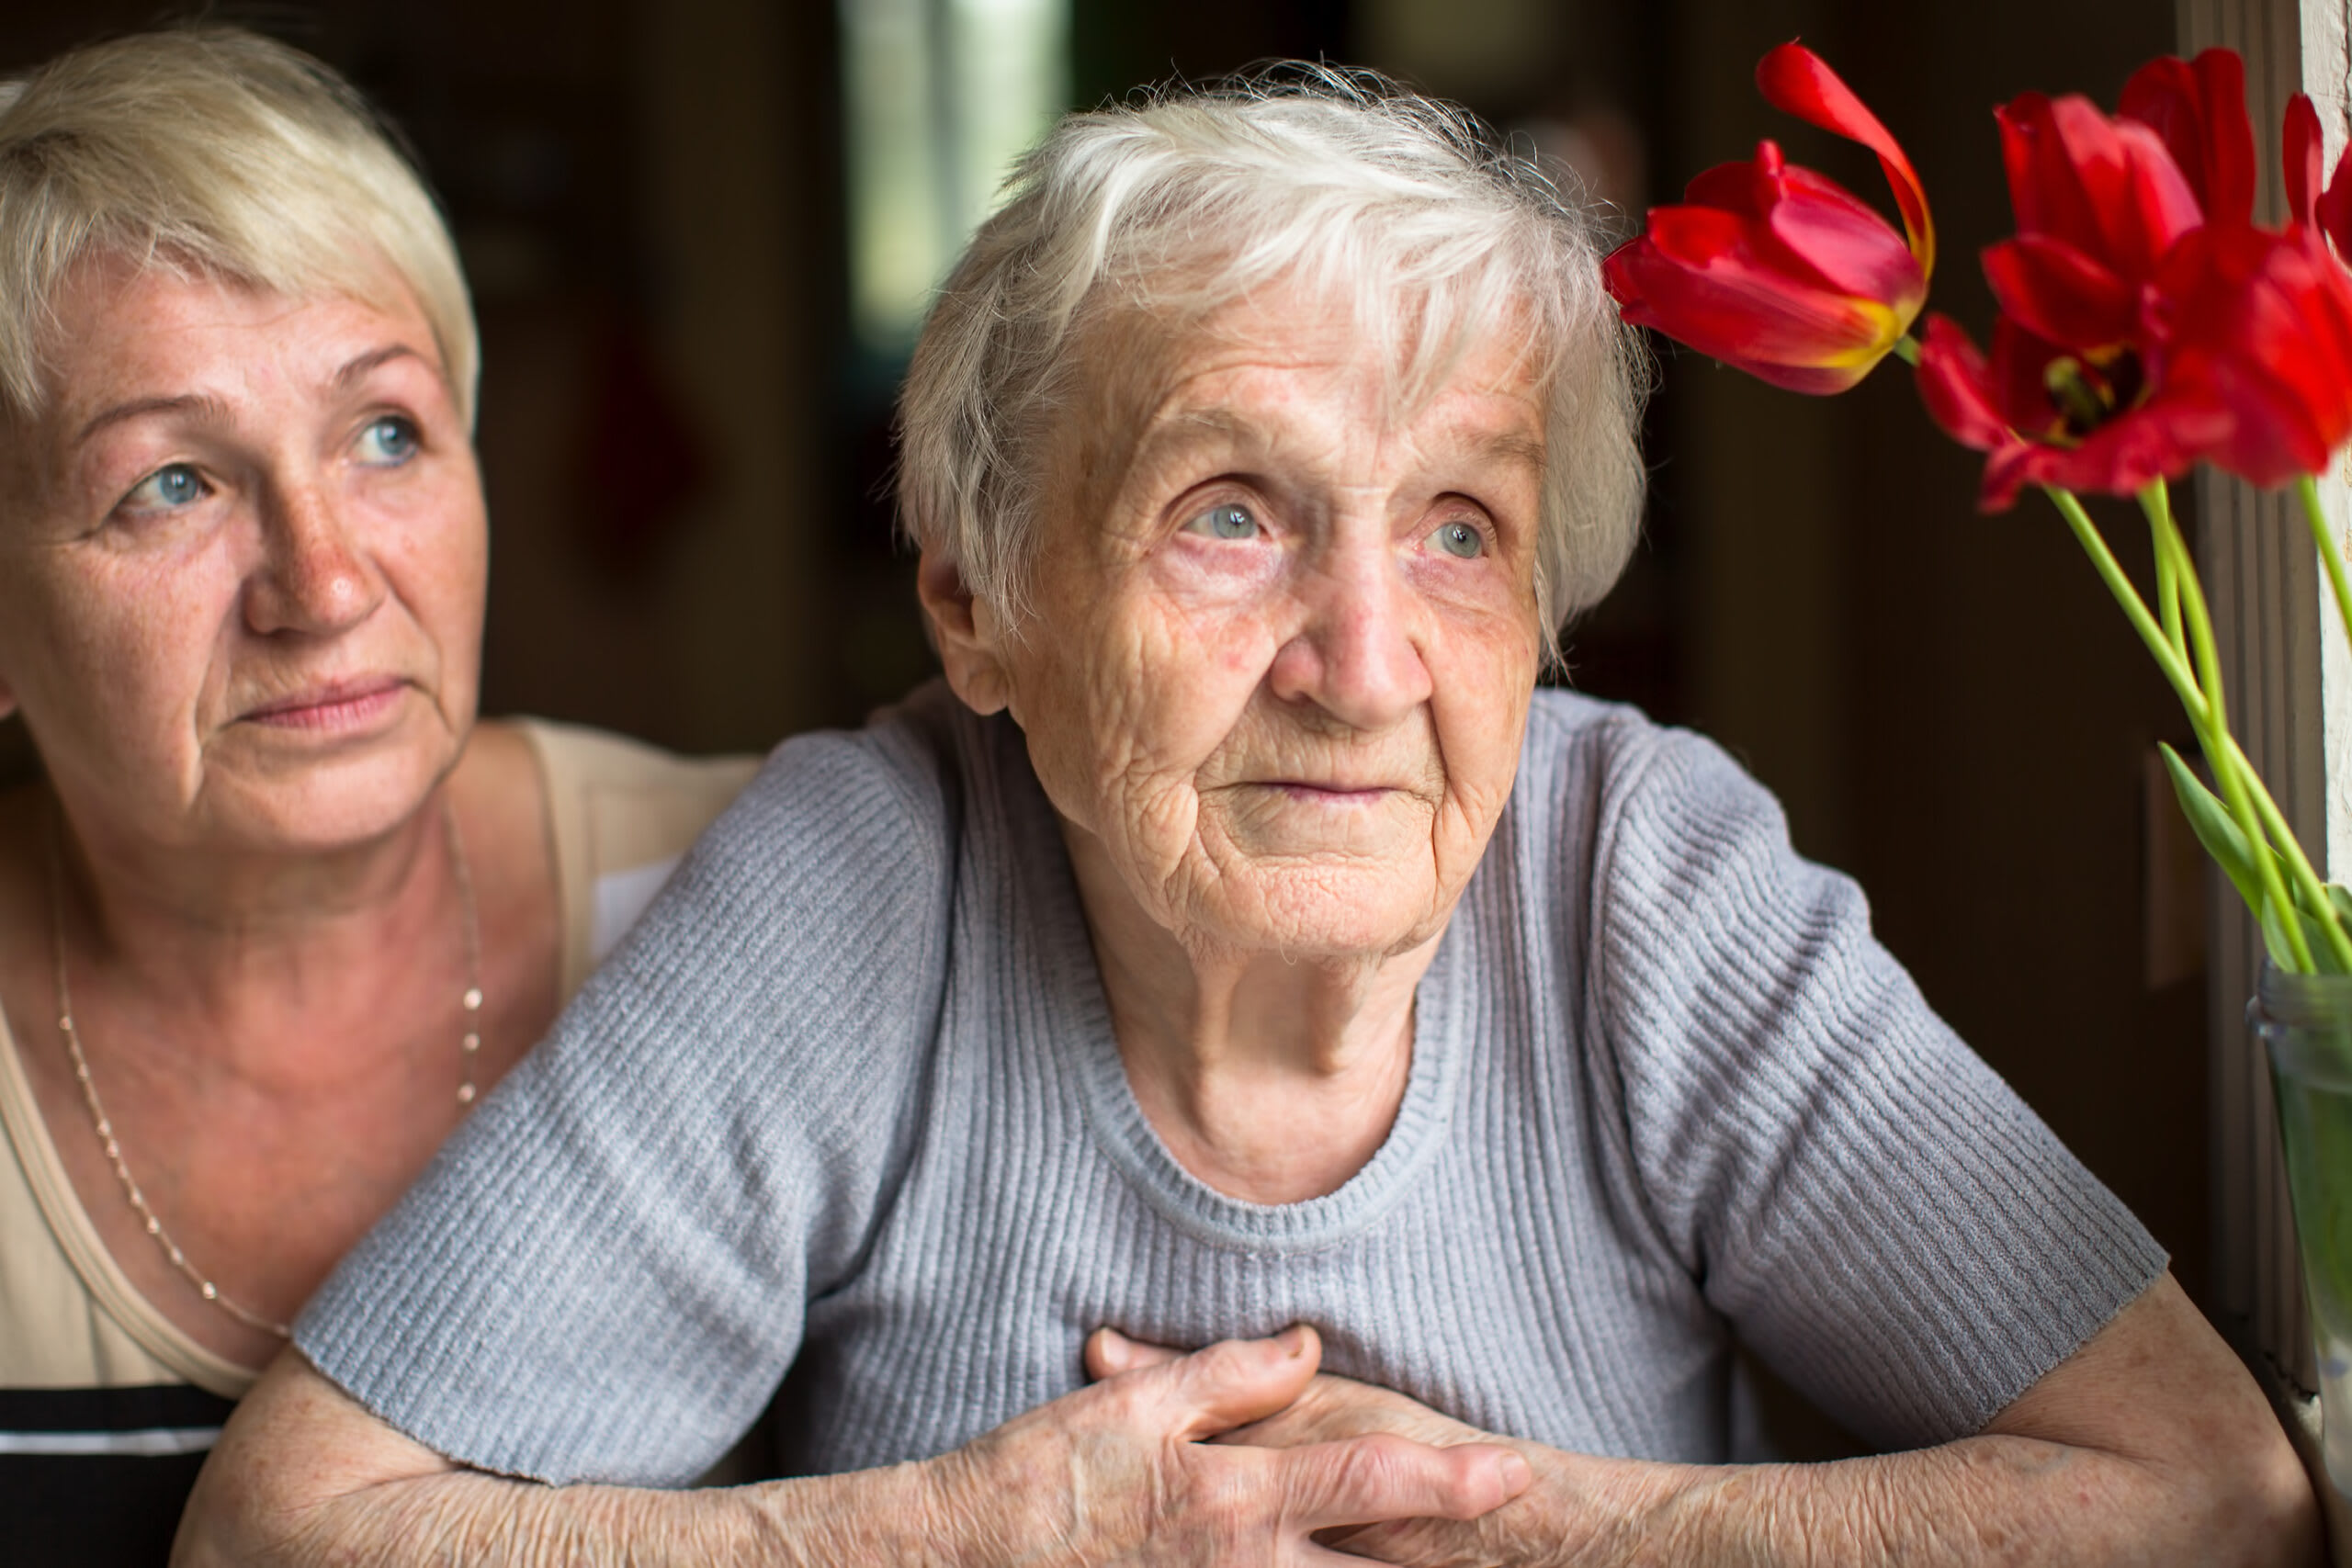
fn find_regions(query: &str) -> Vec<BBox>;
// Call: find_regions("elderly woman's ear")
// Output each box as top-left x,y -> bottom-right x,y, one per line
916,547 -> 1014,716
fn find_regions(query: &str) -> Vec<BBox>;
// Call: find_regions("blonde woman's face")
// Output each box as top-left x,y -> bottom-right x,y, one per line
0,260 -> 486,856
956,287 -> 1549,963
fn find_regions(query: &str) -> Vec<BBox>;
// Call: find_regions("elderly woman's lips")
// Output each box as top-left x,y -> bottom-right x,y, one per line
241,678 -> 408,730
1265,782 -> 1395,803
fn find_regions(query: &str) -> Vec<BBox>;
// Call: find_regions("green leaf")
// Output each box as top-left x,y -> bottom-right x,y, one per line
2298,903 -> 2352,976
2156,745 -> 2352,971
2259,888 -> 2352,975
2159,743 -> 2264,914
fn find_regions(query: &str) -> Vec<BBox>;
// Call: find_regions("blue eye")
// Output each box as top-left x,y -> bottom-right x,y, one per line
120,463 -> 208,513
357,416 -> 420,466
1429,520 -> 1484,559
1183,502 -> 1260,541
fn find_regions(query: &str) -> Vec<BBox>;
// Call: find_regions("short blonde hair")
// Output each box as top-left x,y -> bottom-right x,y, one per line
0,27 -> 477,425
897,64 -> 1649,658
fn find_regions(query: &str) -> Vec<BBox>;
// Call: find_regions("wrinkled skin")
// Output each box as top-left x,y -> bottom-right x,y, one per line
925,288 -> 1548,972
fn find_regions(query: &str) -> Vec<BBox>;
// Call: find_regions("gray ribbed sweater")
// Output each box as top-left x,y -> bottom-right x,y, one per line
300,683 -> 2164,1487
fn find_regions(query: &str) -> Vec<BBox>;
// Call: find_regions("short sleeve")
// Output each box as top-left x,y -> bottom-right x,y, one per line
295,712 -> 959,1485
1587,723 -> 2165,1450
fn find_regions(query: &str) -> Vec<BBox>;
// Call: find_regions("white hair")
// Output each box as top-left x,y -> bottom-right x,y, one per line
896,63 -> 1649,659
0,27 -> 477,426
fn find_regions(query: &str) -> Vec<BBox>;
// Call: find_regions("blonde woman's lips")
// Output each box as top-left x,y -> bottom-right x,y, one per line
240,676 -> 408,731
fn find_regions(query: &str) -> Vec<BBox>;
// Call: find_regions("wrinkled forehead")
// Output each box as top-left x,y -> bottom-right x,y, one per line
1054,272 -> 1552,510
19,244 -> 447,433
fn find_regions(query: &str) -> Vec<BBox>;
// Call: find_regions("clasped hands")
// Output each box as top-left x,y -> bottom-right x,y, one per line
920,1324 -> 1592,1567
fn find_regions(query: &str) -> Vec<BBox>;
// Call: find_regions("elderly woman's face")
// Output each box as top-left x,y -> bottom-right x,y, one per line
0,260 -> 485,854
980,287 -> 1549,961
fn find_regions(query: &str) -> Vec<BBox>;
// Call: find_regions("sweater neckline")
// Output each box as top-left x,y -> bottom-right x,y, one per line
991,719 -> 1471,1255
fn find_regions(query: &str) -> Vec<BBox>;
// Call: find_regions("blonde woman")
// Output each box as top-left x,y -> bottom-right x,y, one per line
0,30 -> 752,1561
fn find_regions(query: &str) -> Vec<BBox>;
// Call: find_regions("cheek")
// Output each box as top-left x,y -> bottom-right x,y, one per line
1013,569 -> 1285,851
1086,589 -> 1292,822
9,550 -> 235,723
0,547 -> 243,804
1429,613 -> 1541,828
376,466 -> 489,618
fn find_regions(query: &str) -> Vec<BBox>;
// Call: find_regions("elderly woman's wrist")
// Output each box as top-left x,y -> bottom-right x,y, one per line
730,1460 -> 966,1568
903,1444 -> 1025,1568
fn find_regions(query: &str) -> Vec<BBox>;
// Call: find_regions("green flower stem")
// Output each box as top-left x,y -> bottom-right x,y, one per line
1891,334 -> 1921,367
2218,726 -> 2350,931
2299,475 -> 2352,663
2141,480 -> 2186,657
2148,487 -> 2350,971
2043,487 -> 2208,722
2052,484 -> 2316,970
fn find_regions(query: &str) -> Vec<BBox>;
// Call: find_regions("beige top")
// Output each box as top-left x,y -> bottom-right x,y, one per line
0,721 -> 757,1407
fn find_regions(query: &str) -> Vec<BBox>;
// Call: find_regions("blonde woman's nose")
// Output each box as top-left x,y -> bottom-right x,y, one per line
243,480 -> 386,637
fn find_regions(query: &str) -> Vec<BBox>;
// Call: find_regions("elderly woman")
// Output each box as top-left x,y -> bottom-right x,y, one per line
0,29 -> 753,1562
185,68 -> 2312,1564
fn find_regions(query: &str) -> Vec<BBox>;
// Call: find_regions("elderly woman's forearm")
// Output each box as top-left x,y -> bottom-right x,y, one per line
1596,1432 -> 2313,1566
1340,1431 -> 2318,1567
222,1464 -> 944,1568
171,1358 -> 944,1568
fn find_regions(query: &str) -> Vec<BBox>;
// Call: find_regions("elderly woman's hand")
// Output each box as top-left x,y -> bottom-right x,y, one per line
1091,1328 -> 1600,1567
935,1325 -> 1532,1564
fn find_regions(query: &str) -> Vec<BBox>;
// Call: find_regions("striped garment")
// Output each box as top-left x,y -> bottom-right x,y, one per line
300,682 -> 2165,1489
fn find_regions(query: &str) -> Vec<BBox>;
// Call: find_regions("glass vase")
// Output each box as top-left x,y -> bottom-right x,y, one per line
2253,964 -> 2352,1497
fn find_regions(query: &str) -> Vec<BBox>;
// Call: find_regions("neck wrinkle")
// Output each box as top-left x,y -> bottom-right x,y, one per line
1060,808 -> 1436,1204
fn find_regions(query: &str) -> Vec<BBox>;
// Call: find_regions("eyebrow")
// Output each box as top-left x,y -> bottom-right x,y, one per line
72,392 -> 232,446
70,344 -> 431,447
333,344 -> 426,390
1132,405 -> 1549,477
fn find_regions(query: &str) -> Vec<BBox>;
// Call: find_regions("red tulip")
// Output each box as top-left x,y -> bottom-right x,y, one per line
1601,42 -> 1931,394
1917,48 -> 2338,507
1917,311 -> 2226,508
2160,222 -> 2352,487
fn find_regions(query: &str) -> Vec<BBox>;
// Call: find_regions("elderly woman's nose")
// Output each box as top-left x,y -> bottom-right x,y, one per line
1267,550 -> 1434,729
243,482 -> 386,637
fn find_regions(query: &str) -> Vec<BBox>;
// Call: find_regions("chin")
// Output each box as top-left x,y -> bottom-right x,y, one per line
1190,863 -> 1445,963
200,744 -> 455,852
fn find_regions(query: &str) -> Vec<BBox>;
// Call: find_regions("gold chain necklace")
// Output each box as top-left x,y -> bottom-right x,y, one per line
45,798 -> 484,1340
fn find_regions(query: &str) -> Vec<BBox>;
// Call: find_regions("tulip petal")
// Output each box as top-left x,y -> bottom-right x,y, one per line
1998,95 -> 2203,276
1605,226 -> 1901,392
1916,313 -> 2009,451
2322,144 -> 2352,262
2120,49 -> 2256,227
1758,40 -> 1934,276
1765,167 -> 1928,306
1997,393 -> 2216,505
2286,94 -> 2324,231
1983,235 -> 2139,349
1681,153 -> 1921,306
2164,224 -> 2352,482
1985,314 -> 2086,436
1683,152 -> 1781,220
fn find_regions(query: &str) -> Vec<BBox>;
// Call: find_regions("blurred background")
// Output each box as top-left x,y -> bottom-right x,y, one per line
6,0 -> 2205,1452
